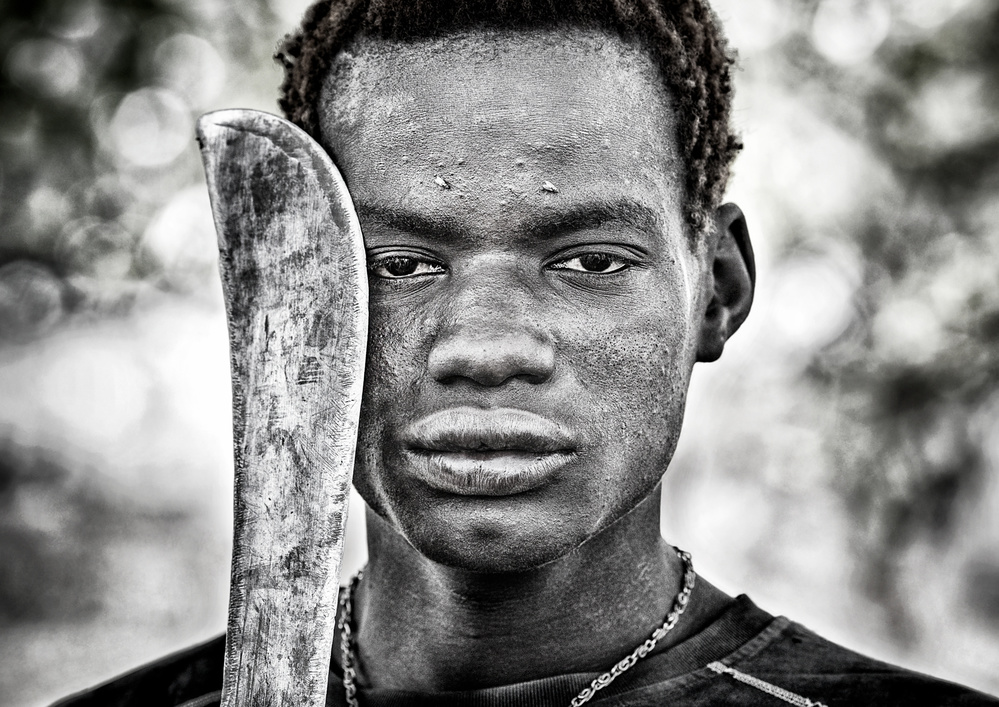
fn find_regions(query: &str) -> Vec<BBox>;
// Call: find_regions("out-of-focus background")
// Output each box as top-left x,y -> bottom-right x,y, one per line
1,0 -> 997,703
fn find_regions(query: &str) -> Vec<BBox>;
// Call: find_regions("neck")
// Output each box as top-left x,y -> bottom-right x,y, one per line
341,487 -> 731,692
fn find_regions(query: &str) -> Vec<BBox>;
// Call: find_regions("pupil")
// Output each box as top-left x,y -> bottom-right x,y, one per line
580,254 -> 612,272
385,258 -> 418,276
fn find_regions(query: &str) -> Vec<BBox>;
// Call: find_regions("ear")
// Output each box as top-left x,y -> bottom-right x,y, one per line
696,203 -> 755,363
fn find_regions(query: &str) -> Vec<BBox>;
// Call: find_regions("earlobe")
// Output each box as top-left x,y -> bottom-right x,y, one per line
696,203 -> 755,363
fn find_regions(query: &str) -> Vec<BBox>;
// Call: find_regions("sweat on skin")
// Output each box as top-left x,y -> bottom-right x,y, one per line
312,27 -> 754,692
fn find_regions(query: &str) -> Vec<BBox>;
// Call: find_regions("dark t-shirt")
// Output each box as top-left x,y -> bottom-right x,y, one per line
53,595 -> 998,706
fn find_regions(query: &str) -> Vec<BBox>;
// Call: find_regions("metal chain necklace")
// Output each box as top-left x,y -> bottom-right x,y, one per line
336,547 -> 695,707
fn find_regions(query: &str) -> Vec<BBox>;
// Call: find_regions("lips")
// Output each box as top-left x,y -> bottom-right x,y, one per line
401,407 -> 578,496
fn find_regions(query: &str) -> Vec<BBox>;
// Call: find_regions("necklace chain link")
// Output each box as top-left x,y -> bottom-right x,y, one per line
569,548 -> 694,706
337,547 -> 694,707
339,569 -> 363,707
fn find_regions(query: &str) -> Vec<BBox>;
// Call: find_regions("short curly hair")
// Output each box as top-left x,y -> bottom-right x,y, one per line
276,0 -> 741,236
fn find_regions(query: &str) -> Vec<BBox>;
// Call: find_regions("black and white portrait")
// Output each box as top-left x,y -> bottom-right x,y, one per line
1,0 -> 997,705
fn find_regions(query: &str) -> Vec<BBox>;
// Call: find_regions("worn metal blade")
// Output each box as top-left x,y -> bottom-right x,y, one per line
197,109 -> 367,707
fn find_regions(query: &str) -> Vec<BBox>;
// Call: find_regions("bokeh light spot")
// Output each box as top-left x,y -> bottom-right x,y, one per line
0,261 -> 65,340
38,340 -> 152,446
912,71 -> 994,152
143,186 -> 218,288
57,218 -> 134,280
269,0 -> 318,28
873,297 -> 945,365
52,1 -> 104,40
894,0 -> 979,31
153,34 -> 226,108
812,0 -> 892,65
28,186 -> 73,234
713,0 -> 792,56
767,255 -> 858,352
110,88 -> 192,168
5,39 -> 85,98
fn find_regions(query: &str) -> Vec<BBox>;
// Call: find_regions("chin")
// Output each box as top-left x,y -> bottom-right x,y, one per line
413,535 -> 579,574
398,500 -> 590,574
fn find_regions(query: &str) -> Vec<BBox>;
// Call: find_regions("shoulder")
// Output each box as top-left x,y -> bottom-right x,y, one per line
51,635 -> 225,707
720,618 -> 999,706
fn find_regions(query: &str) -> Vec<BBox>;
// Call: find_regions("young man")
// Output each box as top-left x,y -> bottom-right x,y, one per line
55,0 -> 999,705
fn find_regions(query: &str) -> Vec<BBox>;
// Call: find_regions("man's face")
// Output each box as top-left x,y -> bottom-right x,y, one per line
319,28 -> 709,572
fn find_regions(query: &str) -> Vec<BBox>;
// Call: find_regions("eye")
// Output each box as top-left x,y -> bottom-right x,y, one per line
550,252 -> 631,274
368,255 -> 446,279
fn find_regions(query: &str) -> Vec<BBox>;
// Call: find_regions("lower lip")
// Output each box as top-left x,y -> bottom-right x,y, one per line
405,449 -> 574,496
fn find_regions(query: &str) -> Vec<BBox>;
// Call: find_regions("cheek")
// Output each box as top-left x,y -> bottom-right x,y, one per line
561,302 -> 694,503
363,289 -> 452,393
362,307 -> 424,402
566,283 -> 693,399
354,303 -> 433,493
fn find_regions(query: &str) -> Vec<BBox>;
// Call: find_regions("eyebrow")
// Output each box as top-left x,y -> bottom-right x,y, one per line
355,197 -> 666,243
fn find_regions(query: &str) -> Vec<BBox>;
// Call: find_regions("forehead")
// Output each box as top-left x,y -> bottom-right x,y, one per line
316,28 -> 685,240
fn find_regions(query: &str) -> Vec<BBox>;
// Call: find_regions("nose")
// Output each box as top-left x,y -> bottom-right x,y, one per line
427,280 -> 555,387
428,328 -> 555,386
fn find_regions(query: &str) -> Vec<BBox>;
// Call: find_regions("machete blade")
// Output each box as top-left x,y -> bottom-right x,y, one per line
197,109 -> 367,707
